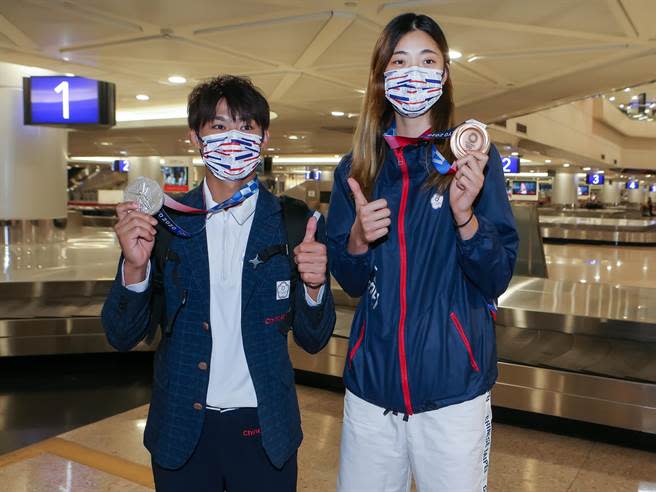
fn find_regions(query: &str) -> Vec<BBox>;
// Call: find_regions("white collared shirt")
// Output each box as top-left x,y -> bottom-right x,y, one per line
124,179 -> 324,409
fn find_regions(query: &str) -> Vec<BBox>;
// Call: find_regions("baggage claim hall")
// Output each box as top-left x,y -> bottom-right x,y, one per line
0,1 -> 655,491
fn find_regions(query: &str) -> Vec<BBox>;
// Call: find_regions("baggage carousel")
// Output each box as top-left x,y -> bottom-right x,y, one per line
1,276 -> 655,434
539,213 -> 656,245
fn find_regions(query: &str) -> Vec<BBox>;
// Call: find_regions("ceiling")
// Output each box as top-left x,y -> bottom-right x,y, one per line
2,0 -> 656,156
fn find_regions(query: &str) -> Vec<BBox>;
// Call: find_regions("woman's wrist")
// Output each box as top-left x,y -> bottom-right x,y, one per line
347,227 -> 369,255
452,208 -> 473,226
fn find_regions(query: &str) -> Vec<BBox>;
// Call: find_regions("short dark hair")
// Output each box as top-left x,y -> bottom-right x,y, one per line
187,75 -> 270,134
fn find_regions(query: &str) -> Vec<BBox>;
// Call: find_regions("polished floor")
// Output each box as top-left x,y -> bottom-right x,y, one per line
543,243 -> 656,289
3,226 -> 656,289
0,384 -> 655,491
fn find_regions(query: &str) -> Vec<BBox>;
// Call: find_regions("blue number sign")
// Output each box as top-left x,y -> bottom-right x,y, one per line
29,76 -> 100,124
501,156 -> 520,173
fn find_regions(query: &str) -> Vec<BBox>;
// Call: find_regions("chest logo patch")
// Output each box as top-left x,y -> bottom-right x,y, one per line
431,192 -> 444,210
276,280 -> 291,300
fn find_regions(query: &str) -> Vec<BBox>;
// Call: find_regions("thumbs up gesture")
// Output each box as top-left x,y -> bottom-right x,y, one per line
347,178 -> 392,255
293,214 -> 327,297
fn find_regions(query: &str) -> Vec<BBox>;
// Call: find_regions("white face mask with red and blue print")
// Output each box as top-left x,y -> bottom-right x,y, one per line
383,66 -> 444,118
199,130 -> 262,181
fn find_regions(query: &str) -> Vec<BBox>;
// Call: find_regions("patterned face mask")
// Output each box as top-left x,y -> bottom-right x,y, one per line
384,66 -> 444,118
199,130 -> 262,181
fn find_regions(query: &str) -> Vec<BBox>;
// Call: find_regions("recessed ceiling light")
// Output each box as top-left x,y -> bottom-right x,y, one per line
270,111 -> 278,120
62,56 -> 70,62
545,159 -> 552,163
184,139 -> 191,144
136,94 -> 150,101
355,89 -> 365,94
168,75 -> 187,84
449,50 -> 462,60
266,147 -> 276,151
159,159 -> 165,164
119,150 -> 128,156
467,56 -> 480,63
288,135 -> 299,140
609,96 -> 615,101
624,88 -> 630,92
631,95 -> 638,100
331,111 -> 345,117
583,167 -> 591,171
511,152 -> 519,156
619,104 -> 625,108
99,141 -> 111,146
64,73 -> 75,77
187,149 -> 195,153
563,163 -> 571,167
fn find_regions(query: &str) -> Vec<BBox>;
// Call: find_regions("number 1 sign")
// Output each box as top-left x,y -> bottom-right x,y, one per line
23,76 -> 115,126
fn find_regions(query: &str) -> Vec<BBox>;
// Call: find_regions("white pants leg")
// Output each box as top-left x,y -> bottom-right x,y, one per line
337,390 -> 411,492
408,392 -> 492,492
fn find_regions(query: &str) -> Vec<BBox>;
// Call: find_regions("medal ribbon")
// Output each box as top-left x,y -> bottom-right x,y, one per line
156,179 -> 259,238
383,123 -> 457,175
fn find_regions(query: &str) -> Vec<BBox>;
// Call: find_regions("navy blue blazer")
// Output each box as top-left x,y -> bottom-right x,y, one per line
101,182 -> 336,469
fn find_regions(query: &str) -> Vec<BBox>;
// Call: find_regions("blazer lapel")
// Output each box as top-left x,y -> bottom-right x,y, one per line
172,185 -> 210,295
242,184 -> 282,312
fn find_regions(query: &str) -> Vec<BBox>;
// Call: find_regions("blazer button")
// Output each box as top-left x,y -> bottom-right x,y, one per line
201,322 -> 209,331
193,402 -> 203,411
198,362 -> 208,371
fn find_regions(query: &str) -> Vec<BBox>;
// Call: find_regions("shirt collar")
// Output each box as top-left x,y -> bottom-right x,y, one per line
203,179 -> 259,226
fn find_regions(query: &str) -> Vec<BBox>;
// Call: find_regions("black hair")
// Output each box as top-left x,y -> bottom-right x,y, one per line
187,75 -> 270,135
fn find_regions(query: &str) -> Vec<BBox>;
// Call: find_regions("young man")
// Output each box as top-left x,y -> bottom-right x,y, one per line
102,75 -> 336,491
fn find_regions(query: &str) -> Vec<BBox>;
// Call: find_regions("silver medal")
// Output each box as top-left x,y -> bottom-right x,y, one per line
123,176 -> 164,215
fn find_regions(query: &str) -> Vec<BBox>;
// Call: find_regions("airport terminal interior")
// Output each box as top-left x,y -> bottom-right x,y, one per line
1,0 -> 656,490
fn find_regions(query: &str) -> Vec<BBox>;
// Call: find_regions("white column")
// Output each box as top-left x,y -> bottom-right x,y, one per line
0,63 -> 68,220
126,156 -> 165,185
551,171 -> 578,206
628,186 -> 646,205
601,180 -> 621,205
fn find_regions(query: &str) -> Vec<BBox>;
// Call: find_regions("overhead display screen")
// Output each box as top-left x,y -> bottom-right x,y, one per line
626,180 -> 639,190
501,156 -> 520,174
586,173 -> 604,185
23,76 -> 116,126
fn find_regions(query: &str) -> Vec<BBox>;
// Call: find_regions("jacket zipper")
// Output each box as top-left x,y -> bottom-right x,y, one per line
348,321 -> 366,368
394,148 -> 414,416
449,312 -> 480,372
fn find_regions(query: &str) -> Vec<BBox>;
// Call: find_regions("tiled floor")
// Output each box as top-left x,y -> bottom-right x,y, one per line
1,385 -> 654,491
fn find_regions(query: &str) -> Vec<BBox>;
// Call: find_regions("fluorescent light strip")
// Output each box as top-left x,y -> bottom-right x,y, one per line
505,172 -> 549,177
273,156 -> 341,164
68,156 -> 117,163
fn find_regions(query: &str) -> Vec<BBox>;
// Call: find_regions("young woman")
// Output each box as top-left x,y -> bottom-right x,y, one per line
327,13 -> 519,491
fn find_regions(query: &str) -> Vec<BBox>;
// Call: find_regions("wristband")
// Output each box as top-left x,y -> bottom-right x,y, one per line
455,211 -> 475,228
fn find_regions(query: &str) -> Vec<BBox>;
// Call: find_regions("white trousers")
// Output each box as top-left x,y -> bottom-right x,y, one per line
337,390 -> 492,492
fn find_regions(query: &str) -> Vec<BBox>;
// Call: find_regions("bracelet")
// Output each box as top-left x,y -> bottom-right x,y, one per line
455,211 -> 475,228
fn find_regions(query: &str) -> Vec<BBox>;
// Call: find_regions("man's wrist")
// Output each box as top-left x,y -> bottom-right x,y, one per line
124,261 -> 148,285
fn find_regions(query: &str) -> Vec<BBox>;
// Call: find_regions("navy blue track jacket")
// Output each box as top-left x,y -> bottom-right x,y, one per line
327,140 -> 518,416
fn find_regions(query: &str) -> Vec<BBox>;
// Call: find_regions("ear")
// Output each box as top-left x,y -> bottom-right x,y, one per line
261,130 -> 270,149
189,129 -> 201,149
442,64 -> 449,85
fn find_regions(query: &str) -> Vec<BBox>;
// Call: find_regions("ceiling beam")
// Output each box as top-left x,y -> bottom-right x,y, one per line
24,0 -> 148,33
270,11 -> 355,101
606,0 -> 639,39
432,14 -> 652,46
0,14 -> 38,50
